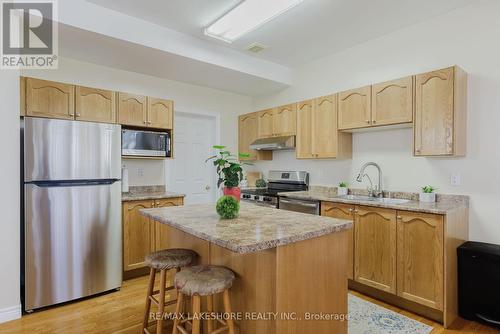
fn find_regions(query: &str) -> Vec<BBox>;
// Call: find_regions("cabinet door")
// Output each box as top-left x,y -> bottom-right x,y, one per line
338,86 -> 371,130
414,67 -> 454,156
397,212 -> 444,310
273,104 -> 296,136
322,202 -> 355,280
354,206 -> 397,293
372,76 -> 413,126
296,100 -> 314,159
75,86 -> 116,123
20,77 -> 26,116
26,78 -> 75,120
148,97 -> 173,129
123,200 -> 154,271
313,95 -> 337,158
154,197 -> 184,251
257,109 -> 275,138
118,93 -> 147,127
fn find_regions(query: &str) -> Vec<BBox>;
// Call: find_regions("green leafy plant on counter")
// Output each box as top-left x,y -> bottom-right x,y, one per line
421,185 -> 436,193
339,181 -> 348,188
216,195 -> 240,219
255,178 -> 267,188
205,145 -> 251,188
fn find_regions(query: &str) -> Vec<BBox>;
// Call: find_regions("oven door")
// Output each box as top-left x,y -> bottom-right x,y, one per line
278,197 -> 320,215
122,129 -> 170,157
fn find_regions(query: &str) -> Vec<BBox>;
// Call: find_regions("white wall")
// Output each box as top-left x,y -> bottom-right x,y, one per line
0,70 -> 21,321
252,0 -> 500,244
23,57 -> 252,187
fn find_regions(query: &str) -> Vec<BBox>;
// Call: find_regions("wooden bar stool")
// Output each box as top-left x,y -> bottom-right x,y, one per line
142,248 -> 198,334
172,265 -> 236,334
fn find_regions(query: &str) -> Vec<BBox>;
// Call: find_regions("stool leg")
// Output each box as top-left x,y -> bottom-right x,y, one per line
223,290 -> 235,334
207,295 -> 214,333
191,295 -> 201,334
142,268 -> 156,331
172,291 -> 184,334
156,269 -> 167,334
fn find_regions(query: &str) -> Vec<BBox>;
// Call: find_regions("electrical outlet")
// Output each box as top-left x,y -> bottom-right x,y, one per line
137,168 -> 144,177
451,172 -> 461,186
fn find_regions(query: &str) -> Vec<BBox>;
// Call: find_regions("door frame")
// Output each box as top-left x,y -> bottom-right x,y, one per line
165,108 -> 220,204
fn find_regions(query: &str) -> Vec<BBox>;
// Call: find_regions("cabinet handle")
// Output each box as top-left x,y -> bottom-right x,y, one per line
366,120 -> 370,123
372,120 -> 376,124
76,112 -> 81,117
397,216 -> 402,220
349,208 -> 353,212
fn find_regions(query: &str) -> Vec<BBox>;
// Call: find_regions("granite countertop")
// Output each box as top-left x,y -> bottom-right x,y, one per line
140,202 -> 352,254
122,185 -> 185,202
278,190 -> 468,215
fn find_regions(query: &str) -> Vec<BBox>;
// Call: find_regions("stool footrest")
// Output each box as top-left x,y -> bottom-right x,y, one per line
148,296 -> 178,307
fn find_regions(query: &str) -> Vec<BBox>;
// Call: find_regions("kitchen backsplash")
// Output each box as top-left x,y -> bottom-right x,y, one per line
122,158 -> 165,187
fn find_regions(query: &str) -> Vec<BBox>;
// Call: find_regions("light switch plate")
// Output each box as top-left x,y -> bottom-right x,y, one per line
451,172 -> 461,186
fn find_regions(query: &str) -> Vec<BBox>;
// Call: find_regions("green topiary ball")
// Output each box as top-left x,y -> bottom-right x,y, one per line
216,196 -> 240,219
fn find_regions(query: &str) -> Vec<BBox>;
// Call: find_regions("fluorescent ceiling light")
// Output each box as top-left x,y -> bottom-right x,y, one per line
205,0 -> 304,43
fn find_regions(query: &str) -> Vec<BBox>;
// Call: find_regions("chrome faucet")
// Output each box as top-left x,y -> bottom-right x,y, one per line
356,162 -> 383,197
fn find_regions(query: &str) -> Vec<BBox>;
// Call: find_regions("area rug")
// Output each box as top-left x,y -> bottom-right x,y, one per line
348,294 -> 433,334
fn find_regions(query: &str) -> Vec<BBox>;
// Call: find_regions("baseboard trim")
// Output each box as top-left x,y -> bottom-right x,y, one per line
0,304 -> 22,324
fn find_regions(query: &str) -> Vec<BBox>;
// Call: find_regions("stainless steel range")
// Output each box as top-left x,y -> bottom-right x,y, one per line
241,170 -> 309,208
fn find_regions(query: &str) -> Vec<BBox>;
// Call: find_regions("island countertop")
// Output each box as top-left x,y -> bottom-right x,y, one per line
140,202 -> 352,254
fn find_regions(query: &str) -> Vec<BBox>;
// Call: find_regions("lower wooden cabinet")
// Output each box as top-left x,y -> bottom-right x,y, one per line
397,211 -> 444,310
354,206 -> 397,294
321,202 -> 355,279
122,197 -> 184,273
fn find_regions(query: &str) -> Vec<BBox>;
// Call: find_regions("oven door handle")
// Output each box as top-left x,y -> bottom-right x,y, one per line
279,198 -> 318,208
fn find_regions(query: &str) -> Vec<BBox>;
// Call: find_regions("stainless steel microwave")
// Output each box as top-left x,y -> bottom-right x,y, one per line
122,129 -> 171,158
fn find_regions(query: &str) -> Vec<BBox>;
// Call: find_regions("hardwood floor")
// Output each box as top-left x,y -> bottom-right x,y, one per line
0,276 -> 498,333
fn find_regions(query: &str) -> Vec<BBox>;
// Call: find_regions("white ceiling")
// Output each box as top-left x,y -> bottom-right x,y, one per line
87,0 -> 473,67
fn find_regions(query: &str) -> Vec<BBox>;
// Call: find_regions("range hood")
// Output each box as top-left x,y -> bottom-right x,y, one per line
249,136 -> 295,151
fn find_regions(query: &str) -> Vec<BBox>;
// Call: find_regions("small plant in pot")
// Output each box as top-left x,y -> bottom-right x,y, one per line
216,195 -> 240,219
206,145 -> 250,202
338,181 -> 349,196
420,185 -> 437,203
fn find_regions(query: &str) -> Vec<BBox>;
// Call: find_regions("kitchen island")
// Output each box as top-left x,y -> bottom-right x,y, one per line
141,202 -> 352,334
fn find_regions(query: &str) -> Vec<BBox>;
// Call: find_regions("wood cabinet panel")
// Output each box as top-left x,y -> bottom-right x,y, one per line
273,104 -> 296,136
20,77 -> 26,116
75,86 -> 116,123
296,100 -> 314,159
313,95 -> 336,158
372,76 -> 413,126
397,212 -> 444,310
338,86 -> 371,130
354,206 -> 397,294
322,202 -> 355,280
118,93 -> 147,127
148,97 -> 173,129
257,109 -> 275,138
414,67 -> 464,156
238,113 -> 272,161
26,78 -> 75,120
123,200 -> 155,271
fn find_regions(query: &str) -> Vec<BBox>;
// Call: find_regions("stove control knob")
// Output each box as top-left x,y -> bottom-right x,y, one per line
254,195 -> 260,200
242,194 -> 250,199
263,197 -> 272,202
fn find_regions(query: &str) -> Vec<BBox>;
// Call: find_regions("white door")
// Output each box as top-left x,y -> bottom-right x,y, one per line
166,112 -> 217,205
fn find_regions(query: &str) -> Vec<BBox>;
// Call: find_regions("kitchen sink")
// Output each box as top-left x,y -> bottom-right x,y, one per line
338,195 -> 410,204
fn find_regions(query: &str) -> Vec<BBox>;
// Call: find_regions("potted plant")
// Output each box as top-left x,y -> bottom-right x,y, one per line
420,185 -> 437,203
337,181 -> 348,196
206,145 -> 250,201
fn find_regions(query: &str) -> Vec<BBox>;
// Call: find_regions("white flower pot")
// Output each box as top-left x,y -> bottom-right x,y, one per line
337,187 -> 348,196
419,192 -> 436,203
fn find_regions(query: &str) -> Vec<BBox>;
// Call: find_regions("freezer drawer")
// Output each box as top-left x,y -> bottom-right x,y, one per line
24,181 -> 122,310
24,117 -> 121,182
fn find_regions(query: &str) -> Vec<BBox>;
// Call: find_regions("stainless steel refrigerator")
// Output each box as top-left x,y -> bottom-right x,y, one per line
22,117 -> 122,311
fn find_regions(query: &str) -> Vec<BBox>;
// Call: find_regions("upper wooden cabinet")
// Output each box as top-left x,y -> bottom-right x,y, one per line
372,76 -> 413,126
257,106 -> 296,138
238,113 -> 272,161
273,104 -> 296,137
118,93 -> 148,127
75,86 -> 116,123
354,206 -> 397,294
321,202 -> 355,280
296,96 -> 352,159
397,211 -> 444,310
20,77 -> 26,116
148,97 -> 173,129
26,78 -> 75,120
414,66 -> 467,156
338,86 -> 371,130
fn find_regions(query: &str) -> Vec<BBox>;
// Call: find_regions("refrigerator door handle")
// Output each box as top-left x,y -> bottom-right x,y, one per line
27,179 -> 121,188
